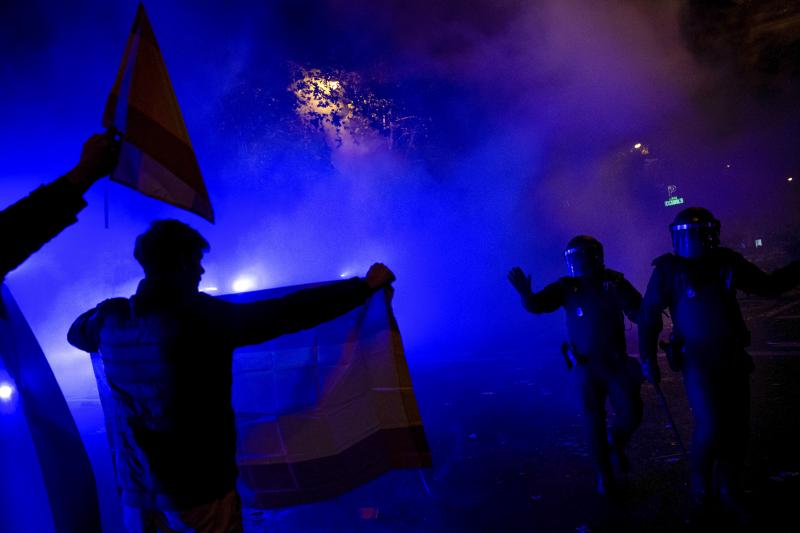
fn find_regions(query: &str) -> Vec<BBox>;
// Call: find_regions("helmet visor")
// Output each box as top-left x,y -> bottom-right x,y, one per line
671,221 -> 720,258
564,246 -> 603,277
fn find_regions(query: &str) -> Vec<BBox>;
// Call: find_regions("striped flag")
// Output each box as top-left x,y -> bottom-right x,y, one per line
224,283 -> 431,507
103,3 -> 214,222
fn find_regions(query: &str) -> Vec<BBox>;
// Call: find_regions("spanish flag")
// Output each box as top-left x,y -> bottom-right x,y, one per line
103,3 -> 214,222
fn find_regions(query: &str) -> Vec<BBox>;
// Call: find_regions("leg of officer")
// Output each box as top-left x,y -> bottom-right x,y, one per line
716,368 -> 751,499
607,360 -> 643,471
683,361 -> 720,503
576,365 -> 613,491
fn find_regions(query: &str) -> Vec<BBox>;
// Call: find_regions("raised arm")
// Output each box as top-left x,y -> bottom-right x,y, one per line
225,263 -> 394,347
0,132 -> 119,280
733,253 -> 800,298
508,266 -> 563,314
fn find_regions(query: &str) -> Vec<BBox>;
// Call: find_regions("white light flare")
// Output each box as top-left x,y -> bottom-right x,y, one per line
232,276 -> 257,293
0,382 -> 14,402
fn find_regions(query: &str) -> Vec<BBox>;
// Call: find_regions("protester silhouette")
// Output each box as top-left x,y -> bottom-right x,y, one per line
68,219 -> 395,533
509,236 -> 643,496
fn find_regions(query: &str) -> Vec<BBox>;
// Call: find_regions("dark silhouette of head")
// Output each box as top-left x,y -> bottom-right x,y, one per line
564,235 -> 604,278
670,207 -> 720,259
134,220 -> 209,285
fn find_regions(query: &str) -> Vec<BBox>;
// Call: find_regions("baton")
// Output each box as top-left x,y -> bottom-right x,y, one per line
651,381 -> 689,460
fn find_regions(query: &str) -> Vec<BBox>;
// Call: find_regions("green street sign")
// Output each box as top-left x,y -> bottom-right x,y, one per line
664,196 -> 685,207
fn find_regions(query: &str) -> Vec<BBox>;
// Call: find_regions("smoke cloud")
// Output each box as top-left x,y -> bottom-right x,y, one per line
1,0 -> 798,399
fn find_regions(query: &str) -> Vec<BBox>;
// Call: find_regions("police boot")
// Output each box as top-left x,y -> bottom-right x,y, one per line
608,430 -> 631,475
716,462 -> 751,525
595,472 -> 616,497
594,461 -> 617,497
685,489 -> 715,529
719,488 -> 752,526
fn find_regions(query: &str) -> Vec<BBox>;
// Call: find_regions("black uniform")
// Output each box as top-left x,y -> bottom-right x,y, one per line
523,269 -> 643,485
639,247 -> 800,499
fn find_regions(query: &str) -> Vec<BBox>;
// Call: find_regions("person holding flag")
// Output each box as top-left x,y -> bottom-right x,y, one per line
0,131 -> 120,284
68,219 -> 397,533
0,131 -> 119,532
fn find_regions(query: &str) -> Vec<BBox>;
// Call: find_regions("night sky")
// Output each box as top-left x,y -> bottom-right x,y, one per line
1,0 -> 799,399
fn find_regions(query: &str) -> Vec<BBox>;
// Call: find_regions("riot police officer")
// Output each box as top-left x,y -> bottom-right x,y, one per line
638,207 -> 800,511
509,236 -> 643,495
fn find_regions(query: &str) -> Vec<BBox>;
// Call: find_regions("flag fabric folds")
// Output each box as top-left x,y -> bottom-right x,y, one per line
222,283 -> 431,508
103,3 -> 214,222
0,285 -> 101,532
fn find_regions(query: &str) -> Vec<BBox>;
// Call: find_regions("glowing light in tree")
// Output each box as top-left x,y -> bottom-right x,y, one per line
289,66 -> 426,152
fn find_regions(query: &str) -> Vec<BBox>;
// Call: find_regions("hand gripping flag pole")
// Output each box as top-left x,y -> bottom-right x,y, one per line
103,3 -> 214,222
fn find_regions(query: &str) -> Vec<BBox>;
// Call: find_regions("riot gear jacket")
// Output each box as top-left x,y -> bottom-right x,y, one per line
639,248 -> 800,363
523,268 -> 641,363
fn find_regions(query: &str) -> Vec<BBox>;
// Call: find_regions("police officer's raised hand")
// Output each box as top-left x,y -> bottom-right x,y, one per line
508,267 -> 532,297
641,358 -> 661,385
65,131 -> 121,193
365,263 -> 396,290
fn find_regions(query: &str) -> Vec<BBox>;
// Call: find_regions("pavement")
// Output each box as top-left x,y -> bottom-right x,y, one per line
239,289 -> 800,532
236,350 -> 799,533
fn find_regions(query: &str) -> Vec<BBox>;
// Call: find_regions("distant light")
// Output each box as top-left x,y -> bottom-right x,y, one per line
725,164 -> 731,169
633,143 -> 642,149
788,176 -> 794,182
755,239 -> 763,248
0,383 -> 14,402
232,276 -> 256,293
201,286 -> 218,293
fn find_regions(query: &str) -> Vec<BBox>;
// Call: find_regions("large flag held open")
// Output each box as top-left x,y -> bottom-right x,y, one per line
103,3 -> 214,222
91,283 -> 431,508
225,284 -> 431,507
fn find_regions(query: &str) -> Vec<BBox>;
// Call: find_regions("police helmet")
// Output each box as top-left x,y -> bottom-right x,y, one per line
669,207 -> 720,259
564,236 -> 604,278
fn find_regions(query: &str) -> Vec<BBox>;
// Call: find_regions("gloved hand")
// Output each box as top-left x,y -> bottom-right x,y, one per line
641,357 -> 661,385
508,266 -> 532,297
